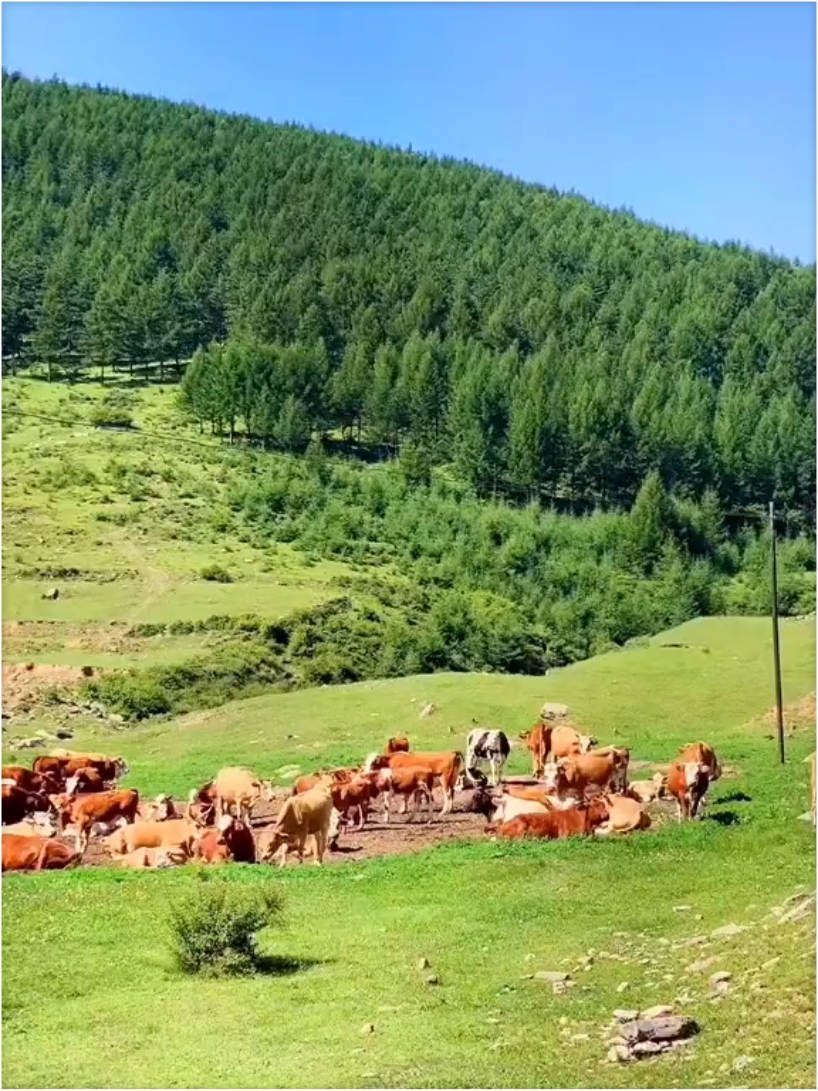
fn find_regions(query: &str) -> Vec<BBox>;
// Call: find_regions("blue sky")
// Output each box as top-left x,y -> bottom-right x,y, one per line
3,2 -> 815,262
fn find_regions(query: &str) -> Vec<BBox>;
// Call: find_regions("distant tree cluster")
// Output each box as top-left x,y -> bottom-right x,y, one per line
2,72 -> 815,515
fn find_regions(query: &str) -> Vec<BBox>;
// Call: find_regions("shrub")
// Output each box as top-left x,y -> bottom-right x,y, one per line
169,881 -> 283,977
200,564 -> 234,583
90,394 -> 134,429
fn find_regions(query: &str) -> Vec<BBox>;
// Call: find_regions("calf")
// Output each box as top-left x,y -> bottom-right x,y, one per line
496,799 -> 608,841
257,784 -> 334,866
379,765 -> 434,824
543,747 -> 629,801
60,789 -> 140,852
2,834 -> 79,872
331,772 -> 383,830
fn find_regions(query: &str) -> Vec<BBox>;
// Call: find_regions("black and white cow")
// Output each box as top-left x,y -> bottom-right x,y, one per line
464,729 -> 510,788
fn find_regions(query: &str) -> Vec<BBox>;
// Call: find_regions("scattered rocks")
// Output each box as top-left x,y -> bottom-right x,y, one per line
570,1033 -> 590,1043
417,957 -> 430,969
709,971 -> 732,987
607,1011 -> 699,1062
640,1005 -> 675,1020
424,974 -> 439,986
41,587 -> 60,600
616,981 -> 630,993
613,1009 -> 638,1023
733,1056 -> 755,1071
711,923 -> 747,939
778,893 -> 815,924
676,934 -> 709,949
686,956 -> 717,974
360,1023 -> 375,1036
535,970 -> 570,983
673,905 -> 693,913
608,1045 -> 630,1063
419,702 -> 438,719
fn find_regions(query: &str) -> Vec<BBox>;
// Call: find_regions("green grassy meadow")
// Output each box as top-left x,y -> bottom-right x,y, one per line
2,615 -> 815,1089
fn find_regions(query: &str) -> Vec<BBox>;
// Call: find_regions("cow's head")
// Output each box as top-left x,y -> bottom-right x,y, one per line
541,761 -> 563,793
260,780 -> 275,803
114,759 -> 129,779
363,752 -> 390,774
587,797 -> 610,828
156,845 -> 188,868
578,734 -> 597,753
217,813 -> 235,835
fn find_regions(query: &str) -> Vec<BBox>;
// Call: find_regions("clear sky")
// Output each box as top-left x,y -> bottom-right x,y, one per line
2,1 -> 815,262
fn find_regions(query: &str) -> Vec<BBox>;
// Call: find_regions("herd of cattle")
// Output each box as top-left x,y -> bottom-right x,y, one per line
0,711 -> 728,873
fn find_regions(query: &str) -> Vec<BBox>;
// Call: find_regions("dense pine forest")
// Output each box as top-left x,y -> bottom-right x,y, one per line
3,72 -> 815,520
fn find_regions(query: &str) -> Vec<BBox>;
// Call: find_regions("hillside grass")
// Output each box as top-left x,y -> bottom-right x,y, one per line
2,613 -> 815,1089
2,377 -> 358,639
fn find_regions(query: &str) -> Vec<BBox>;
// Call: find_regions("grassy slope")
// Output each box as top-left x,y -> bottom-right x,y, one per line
3,616 -> 815,1089
2,377 -> 354,633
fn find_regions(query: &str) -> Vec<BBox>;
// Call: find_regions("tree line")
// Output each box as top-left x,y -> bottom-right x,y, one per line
2,72 -> 815,516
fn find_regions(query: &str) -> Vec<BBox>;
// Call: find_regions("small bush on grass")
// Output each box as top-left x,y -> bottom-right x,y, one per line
200,564 -> 234,583
169,881 -> 284,977
90,393 -> 134,429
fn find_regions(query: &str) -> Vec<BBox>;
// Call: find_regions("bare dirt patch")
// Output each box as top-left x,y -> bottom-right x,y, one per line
1,662 -> 98,716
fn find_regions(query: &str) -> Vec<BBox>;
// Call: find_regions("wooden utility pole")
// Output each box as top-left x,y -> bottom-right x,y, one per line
769,500 -> 785,764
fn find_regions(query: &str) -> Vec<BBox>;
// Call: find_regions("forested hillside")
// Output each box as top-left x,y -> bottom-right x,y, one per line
2,72 -> 815,516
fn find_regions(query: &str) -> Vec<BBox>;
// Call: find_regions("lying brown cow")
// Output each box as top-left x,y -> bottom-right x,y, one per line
2,834 -> 79,871
115,845 -> 189,869
2,785 -> 54,826
107,816 -> 200,857
496,799 -> 608,840
595,793 -> 651,835
194,815 -> 257,864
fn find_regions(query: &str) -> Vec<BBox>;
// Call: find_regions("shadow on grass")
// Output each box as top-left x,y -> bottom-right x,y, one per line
716,791 -> 753,804
704,810 -> 741,826
254,954 -> 329,976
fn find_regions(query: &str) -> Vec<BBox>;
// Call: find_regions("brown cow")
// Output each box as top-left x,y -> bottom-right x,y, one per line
365,750 -> 463,816
115,846 -> 189,869
194,815 -> 257,864
544,748 -> 629,800
666,760 -> 711,821
186,782 -> 217,826
63,757 -> 127,783
331,772 -> 384,830
291,768 -> 356,796
378,765 -> 435,823
59,789 -> 140,852
595,793 -> 651,835
386,736 -> 410,754
107,816 -> 200,857
2,766 -> 61,796
496,799 -> 608,840
257,784 -> 334,866
518,724 -> 596,777
65,768 -> 106,795
31,756 -> 68,786
2,834 -> 79,871
2,786 -> 54,826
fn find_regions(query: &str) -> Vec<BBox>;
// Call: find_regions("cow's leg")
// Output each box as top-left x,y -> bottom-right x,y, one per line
356,804 -> 365,830
425,786 -> 434,824
314,830 -> 325,865
489,757 -> 499,787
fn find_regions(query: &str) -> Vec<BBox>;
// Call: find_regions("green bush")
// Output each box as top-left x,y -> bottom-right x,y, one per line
200,564 -> 234,583
169,881 -> 283,977
90,394 -> 134,429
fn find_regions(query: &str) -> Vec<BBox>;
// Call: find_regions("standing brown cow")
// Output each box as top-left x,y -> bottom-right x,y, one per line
518,724 -> 596,778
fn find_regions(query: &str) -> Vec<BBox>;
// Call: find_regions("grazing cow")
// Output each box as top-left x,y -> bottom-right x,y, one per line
544,748 -> 629,801
594,793 -> 651,835
518,723 -> 596,777
2,834 -> 79,872
2,785 -> 54,826
496,799 -> 608,840
257,784 -> 334,866
377,765 -> 434,824
186,781 -> 217,826
115,845 -> 189,869
364,751 -> 463,816
2,766 -> 60,796
65,768 -> 106,796
465,729 -> 510,787
107,816 -> 202,856
386,736 -> 410,754
665,759 -> 711,821
194,814 -> 257,864
59,789 -> 140,852
213,767 -> 273,822
2,816 -> 57,838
